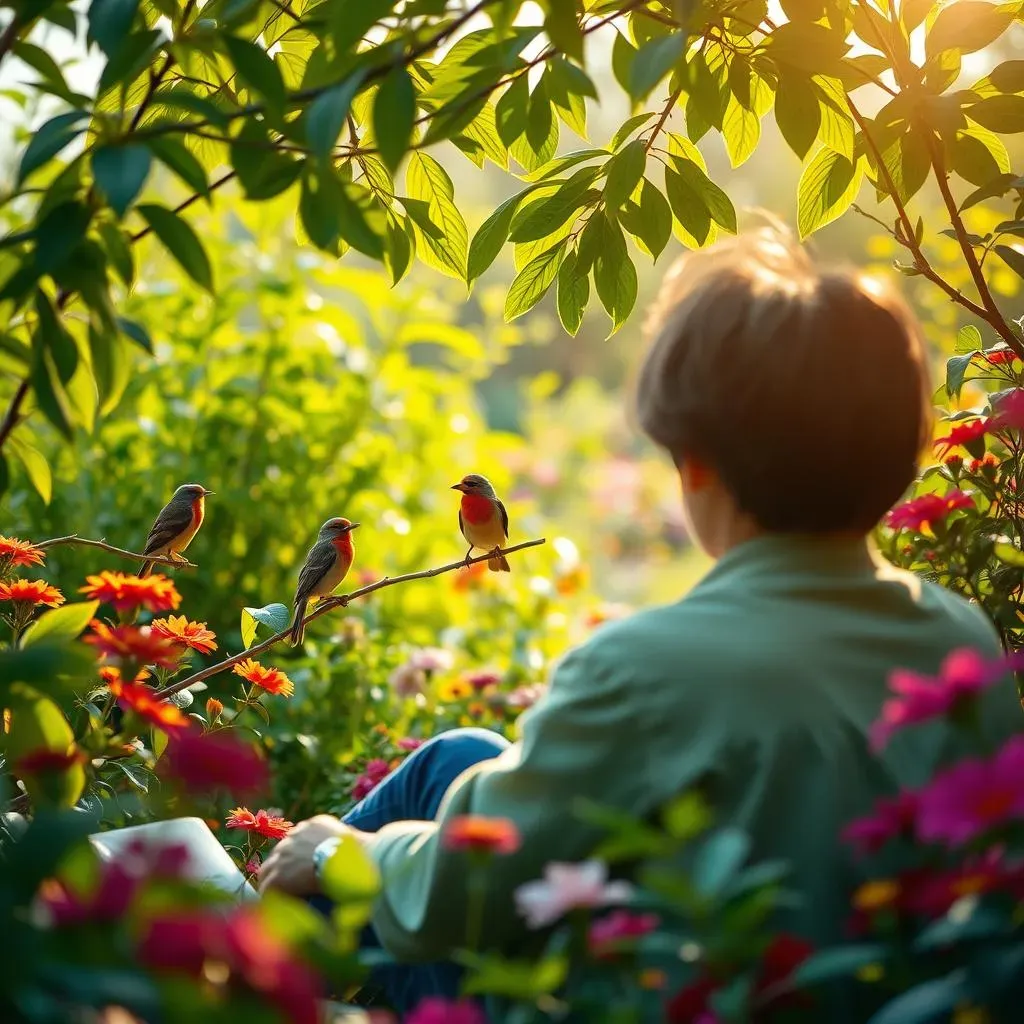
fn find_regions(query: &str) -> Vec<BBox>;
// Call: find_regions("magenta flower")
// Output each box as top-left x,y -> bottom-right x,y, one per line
842,791 -> 919,855
991,388 -> 1024,431
352,758 -> 391,800
397,737 -> 425,752
885,490 -> 974,532
917,736 -> 1024,846
869,648 -> 1011,751
405,998 -> 487,1024
465,669 -> 502,691
588,909 -> 660,957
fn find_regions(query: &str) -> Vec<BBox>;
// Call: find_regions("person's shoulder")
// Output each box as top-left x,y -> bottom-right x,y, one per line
902,570 -> 1002,656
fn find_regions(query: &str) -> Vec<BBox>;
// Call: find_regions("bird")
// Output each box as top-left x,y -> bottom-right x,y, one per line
451,474 -> 510,572
289,517 -> 359,646
139,483 -> 213,577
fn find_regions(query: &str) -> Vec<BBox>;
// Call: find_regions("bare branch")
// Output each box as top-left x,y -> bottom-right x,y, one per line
35,534 -> 197,570
154,538 -> 547,699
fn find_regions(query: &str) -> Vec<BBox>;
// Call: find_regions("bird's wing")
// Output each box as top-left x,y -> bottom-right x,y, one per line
294,540 -> 337,602
143,501 -> 193,555
496,498 -> 509,540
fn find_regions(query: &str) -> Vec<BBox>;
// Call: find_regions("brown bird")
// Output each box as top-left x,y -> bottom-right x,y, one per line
139,483 -> 213,577
289,517 -> 359,646
452,474 -> 510,572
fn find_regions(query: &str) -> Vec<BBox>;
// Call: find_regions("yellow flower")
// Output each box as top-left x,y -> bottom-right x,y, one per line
852,878 -> 901,912
638,968 -> 667,991
953,1005 -> 990,1024
437,677 -> 473,703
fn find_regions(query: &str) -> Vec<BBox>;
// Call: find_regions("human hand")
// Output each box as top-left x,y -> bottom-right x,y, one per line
257,814 -> 351,896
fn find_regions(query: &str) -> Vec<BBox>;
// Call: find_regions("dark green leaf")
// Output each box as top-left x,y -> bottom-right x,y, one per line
329,0 -> 393,57
669,156 -> 737,233
495,72 -> 530,146
117,316 -> 153,353
145,136 -> 209,197
373,66 -> 416,173
33,201 -> 91,276
994,244 -> 1024,279
98,221 -> 134,286
794,945 -> 889,988
511,73 -> 558,173
468,188 -> 539,285
592,213 -> 637,334
383,213 -> 415,285
692,827 -> 750,897
336,184 -> 385,260
17,112 -> 88,184
603,139 -> 647,209
629,34 -> 685,101
31,347 -> 75,440
867,973 -> 967,1024
137,204 -> 214,291
619,177 -> 672,260
946,353 -> 975,399
968,94 -> 1024,134
299,166 -> 341,252
610,112 -> 656,151
504,241 -> 567,321
556,250 -> 588,336
610,30 -> 636,95
223,35 -> 285,111
34,289 -> 77,383
305,72 -> 364,161
544,0 -> 583,63
547,57 -> 594,138
91,143 -> 152,218
990,60 -> 1024,94
96,28 -> 161,94
959,172 -> 1020,211
774,71 -> 820,160
769,22 -> 849,74
87,0 -> 142,57
509,168 -> 601,242
926,2 -> 1014,58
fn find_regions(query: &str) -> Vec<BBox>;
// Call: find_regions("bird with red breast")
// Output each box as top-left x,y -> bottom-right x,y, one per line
139,483 -> 213,577
452,473 -> 510,572
289,517 -> 359,646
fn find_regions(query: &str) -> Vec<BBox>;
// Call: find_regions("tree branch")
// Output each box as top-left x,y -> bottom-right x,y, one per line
130,171 -> 236,244
644,86 -> 683,153
35,534 -> 197,569
154,538 -> 546,699
0,378 -> 30,452
0,15 -> 22,65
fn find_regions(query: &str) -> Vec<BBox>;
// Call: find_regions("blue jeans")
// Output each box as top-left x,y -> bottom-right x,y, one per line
308,727 -> 510,1014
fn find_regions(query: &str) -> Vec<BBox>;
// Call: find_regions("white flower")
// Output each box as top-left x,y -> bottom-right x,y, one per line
514,860 -> 634,929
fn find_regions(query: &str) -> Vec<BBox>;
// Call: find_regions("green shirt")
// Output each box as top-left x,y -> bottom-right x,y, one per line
364,534 -> 1009,960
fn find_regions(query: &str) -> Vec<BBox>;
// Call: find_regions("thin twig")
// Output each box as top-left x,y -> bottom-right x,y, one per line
154,538 -> 546,698
0,378 -> 30,452
644,86 -> 684,154
0,15 -> 21,64
130,170 -> 237,244
35,534 -> 197,570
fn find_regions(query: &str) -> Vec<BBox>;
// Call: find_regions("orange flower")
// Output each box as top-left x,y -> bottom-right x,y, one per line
0,578 -> 65,607
232,658 -> 294,697
226,807 -> 293,840
80,571 -> 182,613
0,535 -> 45,569
151,615 -> 217,655
99,665 -> 151,686
106,675 -> 190,734
84,620 -> 182,668
442,815 -> 520,855
205,697 -> 224,719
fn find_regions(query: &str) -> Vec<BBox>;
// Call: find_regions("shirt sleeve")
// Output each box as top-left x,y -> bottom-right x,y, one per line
360,640 -> 679,961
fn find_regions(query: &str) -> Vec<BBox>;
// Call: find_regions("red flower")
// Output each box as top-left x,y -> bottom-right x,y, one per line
885,490 -> 974,532
0,535 -> 45,569
137,908 -> 322,1024
991,388 -> 1024,432
151,615 -> 217,655
16,747 -> 87,774
0,578 -> 64,607
232,658 -> 294,697
465,669 -> 502,691
986,347 -> 1019,365
969,453 -> 999,474
226,807 -> 294,840
902,851 -> 1024,916
665,976 -> 719,1023
406,999 -> 487,1024
352,757 -> 392,800
756,932 -> 814,1002
80,571 -> 181,613
160,729 -> 269,798
933,418 -> 988,457
108,676 -> 191,735
442,815 -> 521,855
84,620 -> 182,668
842,791 -> 919,855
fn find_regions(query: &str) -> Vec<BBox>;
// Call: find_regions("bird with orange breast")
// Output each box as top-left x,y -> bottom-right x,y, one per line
139,483 -> 213,577
289,517 -> 359,646
452,473 -> 510,572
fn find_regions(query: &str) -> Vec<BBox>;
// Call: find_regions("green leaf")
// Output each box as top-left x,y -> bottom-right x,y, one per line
797,148 -> 863,239
240,602 -> 292,650
946,353 -> 975,399
544,0 -> 583,63
223,35 -> 285,111
305,72 -> 364,161
336,184 -> 386,260
668,157 -> 737,234
593,214 -> 637,335
97,27 -> 161,95
989,60 -> 1024,94
956,325 -> 983,354
91,144 -> 152,218
504,241 -> 567,321
995,244 -> 1024,279
619,178 -> 672,261
21,602 -> 100,648
510,74 -> 559,173
117,316 -> 153,353
815,75 -> 854,160
299,166 -> 341,253
881,132 -> 930,204
692,827 -> 750,898
373,66 -> 416,173
462,953 -> 568,1000
33,201 -> 91,276
769,22 -> 849,74
145,136 -> 209,197
495,72 -> 530,146
547,57 -> 594,138
87,0 -> 142,57
7,435 -> 52,504
968,95 -> 1024,134
926,2 -> 1014,59
468,188 -> 539,286
629,34 -> 685,101
17,112 -> 88,184
775,72 -> 820,160
610,112 -> 656,151
98,221 -> 134,286
867,974 -> 966,1024
384,213 -> 415,285
611,30 -> 637,95
794,944 -> 889,988
994,542 -> 1024,567
509,169 -> 600,242
405,152 -> 469,280
137,204 -> 214,291
603,139 -> 647,209
330,0 -> 393,57
556,250 -> 588,336
722,92 -> 761,168
31,347 -> 75,440
6,684 -> 83,808
320,833 -> 380,905
662,791 -> 712,840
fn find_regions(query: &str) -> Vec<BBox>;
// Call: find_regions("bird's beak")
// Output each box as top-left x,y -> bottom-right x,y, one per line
451,483 -> 464,492
203,489 -> 215,496
347,523 -> 361,531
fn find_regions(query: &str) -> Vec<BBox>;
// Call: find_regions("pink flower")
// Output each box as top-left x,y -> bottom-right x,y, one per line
917,735 -> 1024,846
397,737 -> 425,751
502,683 -> 547,710
515,860 -> 634,929
352,758 -> 391,800
465,669 -> 502,691
388,662 -> 426,698
869,648 -> 1007,751
842,791 -> 919,855
405,998 -> 487,1024
409,647 -> 454,673
589,909 -> 660,957
160,729 -> 269,799
885,490 -> 974,532
991,388 -> 1024,431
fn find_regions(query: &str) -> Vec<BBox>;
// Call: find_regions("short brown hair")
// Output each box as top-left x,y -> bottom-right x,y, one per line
635,223 -> 932,533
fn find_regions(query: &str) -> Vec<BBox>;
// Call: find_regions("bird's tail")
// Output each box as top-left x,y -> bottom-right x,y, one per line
488,553 -> 511,572
138,560 -> 155,578
290,599 -> 308,647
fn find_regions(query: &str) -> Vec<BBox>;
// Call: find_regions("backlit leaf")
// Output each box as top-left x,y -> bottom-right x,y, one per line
137,204 -> 214,291
797,148 -> 863,239
504,241 -> 567,321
